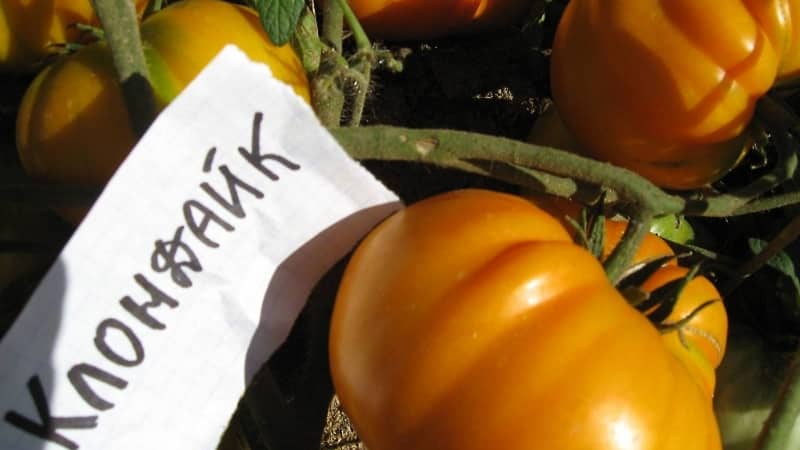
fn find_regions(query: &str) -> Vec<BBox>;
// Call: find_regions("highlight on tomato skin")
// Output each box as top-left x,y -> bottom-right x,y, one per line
347,0 -> 533,41
14,0 -> 310,223
549,0 -> 800,189
329,188 -> 724,450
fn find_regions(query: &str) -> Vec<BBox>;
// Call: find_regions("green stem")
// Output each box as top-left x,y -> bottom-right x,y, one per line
345,63 -> 370,126
331,125 -> 686,213
321,0 -> 343,54
92,0 -> 156,137
336,0 -> 371,50
603,212 -> 653,284
754,351 -> 800,450
732,189 -> 800,215
703,129 -> 798,217
723,212 -> 800,296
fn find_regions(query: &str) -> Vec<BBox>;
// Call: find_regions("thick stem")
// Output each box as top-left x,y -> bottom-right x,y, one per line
603,212 -> 653,284
321,0 -> 344,54
331,125 -> 686,213
92,0 -> 156,138
754,351 -> 800,450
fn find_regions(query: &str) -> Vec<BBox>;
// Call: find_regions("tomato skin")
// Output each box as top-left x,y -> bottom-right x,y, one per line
347,0 -> 532,40
0,0 -> 149,72
550,0 -> 800,189
15,0 -> 309,221
523,192 -> 728,394
330,189 -> 721,450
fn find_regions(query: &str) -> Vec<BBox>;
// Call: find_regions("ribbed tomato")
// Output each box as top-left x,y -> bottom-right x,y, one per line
330,189 -> 722,450
526,192 -> 727,394
550,0 -> 800,189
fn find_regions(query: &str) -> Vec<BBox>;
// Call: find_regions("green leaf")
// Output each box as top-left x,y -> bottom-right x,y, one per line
748,238 -> 800,295
255,0 -> 306,46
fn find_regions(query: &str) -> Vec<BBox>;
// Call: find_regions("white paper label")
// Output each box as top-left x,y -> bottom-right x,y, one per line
0,45 -> 400,450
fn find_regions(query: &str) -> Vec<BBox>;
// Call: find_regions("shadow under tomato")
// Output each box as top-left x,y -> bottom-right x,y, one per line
227,203 -> 398,450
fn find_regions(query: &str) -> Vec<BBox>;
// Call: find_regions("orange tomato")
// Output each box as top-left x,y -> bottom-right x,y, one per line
330,189 -> 722,450
529,193 -> 727,394
347,0 -> 533,40
550,0 -> 800,189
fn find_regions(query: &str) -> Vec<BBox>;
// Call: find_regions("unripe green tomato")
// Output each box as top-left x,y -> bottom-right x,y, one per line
649,214 -> 696,244
0,0 -> 149,72
16,0 -> 310,221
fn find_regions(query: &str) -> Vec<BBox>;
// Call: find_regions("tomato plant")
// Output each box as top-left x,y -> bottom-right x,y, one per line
330,189 -> 722,450
15,0 -> 309,221
0,0 -> 149,72
347,0 -> 532,40
550,0 -> 800,189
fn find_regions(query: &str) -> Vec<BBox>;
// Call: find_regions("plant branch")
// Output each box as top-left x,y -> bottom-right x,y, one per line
92,0 -> 156,137
335,0 -> 370,50
603,212 -> 654,283
754,351 -> 800,450
331,125 -> 686,212
320,0 -> 343,54
723,212 -> 800,296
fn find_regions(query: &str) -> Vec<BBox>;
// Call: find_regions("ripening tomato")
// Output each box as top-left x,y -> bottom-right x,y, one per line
16,0 -> 309,221
347,0 -> 532,40
0,0 -> 149,71
550,0 -> 800,189
330,189 -> 722,450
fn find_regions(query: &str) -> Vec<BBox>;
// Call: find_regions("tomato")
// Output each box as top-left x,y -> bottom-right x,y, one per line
526,192 -> 727,394
329,189 -> 722,450
347,0 -> 532,40
0,0 -> 149,72
649,214 -> 696,244
549,0 -> 800,189
15,0 -> 310,221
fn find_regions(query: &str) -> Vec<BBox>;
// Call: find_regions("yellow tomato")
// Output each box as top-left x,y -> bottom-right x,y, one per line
330,189 -> 722,450
0,0 -> 149,72
347,0 -> 533,40
16,0 -> 310,221
550,0 -> 800,189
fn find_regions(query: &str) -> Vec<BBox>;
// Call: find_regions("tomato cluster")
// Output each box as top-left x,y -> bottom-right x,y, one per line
550,0 -> 800,189
14,0 -> 309,221
330,189 -> 726,450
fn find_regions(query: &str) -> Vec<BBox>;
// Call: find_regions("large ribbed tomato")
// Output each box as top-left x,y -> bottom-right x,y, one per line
15,0 -> 309,220
329,189 -> 722,450
347,0 -> 532,40
0,0 -> 149,71
550,0 -> 800,189
519,192 -> 727,395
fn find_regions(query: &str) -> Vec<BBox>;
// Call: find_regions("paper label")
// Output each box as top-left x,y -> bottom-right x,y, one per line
0,45 -> 400,450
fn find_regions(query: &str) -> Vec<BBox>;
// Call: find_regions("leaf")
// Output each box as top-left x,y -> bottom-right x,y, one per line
254,0 -> 306,46
748,238 -> 800,295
